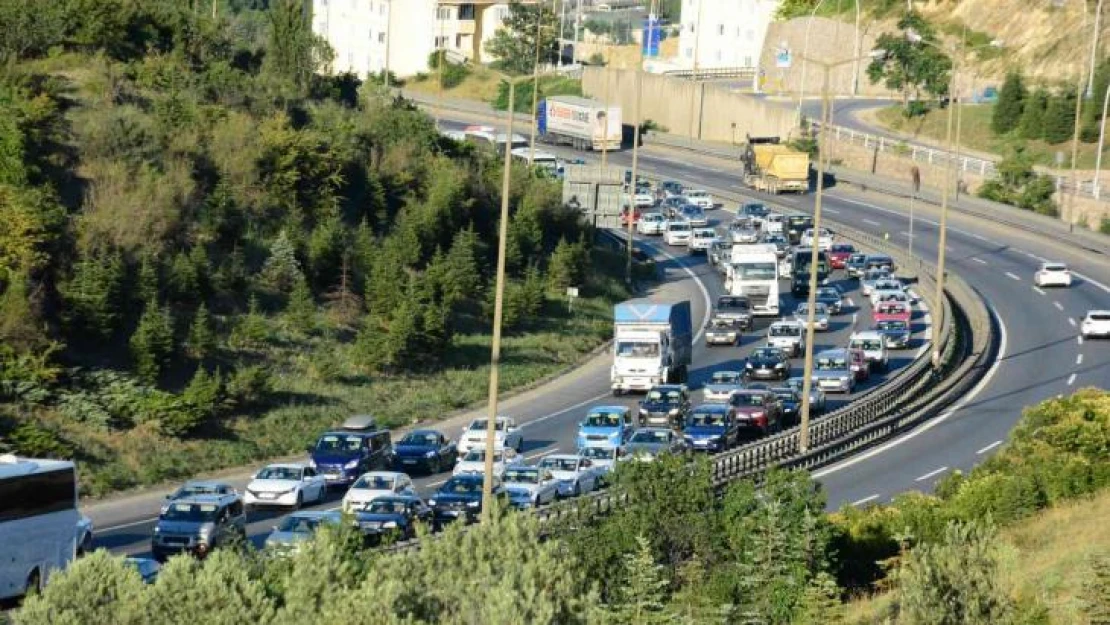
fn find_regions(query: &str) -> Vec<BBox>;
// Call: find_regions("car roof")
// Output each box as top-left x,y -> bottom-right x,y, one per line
650,384 -> 685,391
173,493 -> 237,505
1087,310 -> 1110,316
1042,262 -> 1067,268
365,494 -> 420,504
261,463 -> 308,471
341,414 -> 379,431
692,403 -> 729,413
589,405 -> 629,413
851,330 -> 885,339
817,348 -> 849,357
288,510 -> 344,520
406,429 -> 444,436
182,479 -> 234,488
771,320 -> 803,327
542,454 -> 584,461
358,470 -> 405,479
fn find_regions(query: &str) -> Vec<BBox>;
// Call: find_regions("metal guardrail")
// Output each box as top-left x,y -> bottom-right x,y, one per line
663,66 -> 758,81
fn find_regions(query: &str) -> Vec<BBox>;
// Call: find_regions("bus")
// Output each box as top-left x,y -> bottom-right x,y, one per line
0,455 -> 80,599
790,248 -> 830,297
510,147 -> 560,177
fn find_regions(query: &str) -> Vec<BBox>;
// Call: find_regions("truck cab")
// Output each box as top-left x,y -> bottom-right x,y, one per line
611,301 -> 693,394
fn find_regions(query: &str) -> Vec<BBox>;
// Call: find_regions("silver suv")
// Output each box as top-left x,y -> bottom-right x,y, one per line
151,493 -> 246,562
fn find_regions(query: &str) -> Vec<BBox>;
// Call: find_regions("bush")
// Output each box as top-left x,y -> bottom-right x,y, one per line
6,420 -> 75,458
1100,217 -> 1110,235
225,365 -> 272,410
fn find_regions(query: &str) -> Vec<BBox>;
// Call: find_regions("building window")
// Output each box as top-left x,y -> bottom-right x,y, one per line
379,32 -> 386,43
379,3 -> 386,15
437,6 -> 451,19
458,3 -> 475,20
746,29 -> 754,40
744,56 -> 752,66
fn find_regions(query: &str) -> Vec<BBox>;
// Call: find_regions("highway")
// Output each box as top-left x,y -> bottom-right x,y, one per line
87,110 -> 1109,555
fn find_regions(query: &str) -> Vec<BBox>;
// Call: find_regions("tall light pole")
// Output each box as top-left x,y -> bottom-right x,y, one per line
1088,0 -> 1106,98
558,0 -> 567,68
688,0 -> 704,138
627,0 -> 656,285
1094,83 -> 1110,199
528,2 -> 547,164
797,0 -> 828,124
1069,0 -> 1091,224
601,43 -> 612,168
433,2 -> 446,126
795,51 -> 881,452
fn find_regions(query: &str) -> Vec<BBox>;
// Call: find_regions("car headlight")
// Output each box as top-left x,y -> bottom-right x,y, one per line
428,499 -> 437,507
382,521 -> 397,529
746,362 -> 754,368
840,376 -> 850,383
425,450 -> 437,458
344,459 -> 359,469
153,526 -> 161,534
775,363 -> 785,369
668,408 -> 680,415
466,501 -> 480,508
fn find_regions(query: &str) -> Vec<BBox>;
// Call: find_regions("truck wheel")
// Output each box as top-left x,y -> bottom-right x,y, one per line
612,388 -> 623,397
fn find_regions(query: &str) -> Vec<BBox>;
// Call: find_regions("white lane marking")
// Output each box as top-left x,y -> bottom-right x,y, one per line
977,440 -> 1003,455
1069,318 -> 1077,327
1067,373 -> 1077,386
972,233 -> 988,241
915,466 -> 948,482
863,218 -> 880,226
972,258 -> 988,265
824,208 -> 840,214
1078,336 -> 1084,346
898,231 -> 913,238
814,297 -> 1008,479
1005,272 -> 1021,281
852,494 -> 880,506
1077,354 -> 1084,365
97,517 -> 157,532
1053,301 -> 1064,311
1032,286 -> 1046,296
525,449 -> 560,461
852,312 -> 858,326
1074,270 -> 1110,295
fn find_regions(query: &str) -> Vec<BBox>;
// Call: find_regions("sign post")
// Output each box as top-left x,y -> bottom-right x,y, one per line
566,286 -> 579,313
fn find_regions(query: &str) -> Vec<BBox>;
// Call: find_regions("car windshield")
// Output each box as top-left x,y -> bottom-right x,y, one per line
174,484 -> 225,498
646,389 -> 681,402
879,304 -> 905,314
442,479 -> 482,494
817,288 -> 839,299
864,270 -> 889,280
540,457 -> 580,472
711,318 -> 735,328
584,411 -> 623,427
469,419 -> 507,431
315,434 -> 363,453
1044,264 -> 1067,272
161,503 -> 219,522
669,223 -> 691,232
617,341 -> 660,357
717,297 -> 750,311
688,412 -> 726,427
694,230 -> 715,239
711,372 -> 740,383
877,320 -> 909,331
367,500 -> 410,515
1090,313 -> 1110,321
352,475 -> 395,490
773,390 -> 797,401
796,304 -> 825,314
631,430 -> 671,443
504,469 -> 540,484
401,432 -> 440,446
462,449 -> 503,463
732,393 -> 765,407
275,516 -> 327,534
831,244 -> 854,253
816,357 -> 848,370
849,254 -> 867,263
256,467 -> 301,481
734,263 -> 777,280
751,348 -> 779,360
580,447 -> 617,461
769,325 -> 799,337
851,339 -> 884,351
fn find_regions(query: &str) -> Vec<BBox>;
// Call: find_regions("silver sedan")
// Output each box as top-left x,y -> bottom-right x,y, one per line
793,302 -> 831,332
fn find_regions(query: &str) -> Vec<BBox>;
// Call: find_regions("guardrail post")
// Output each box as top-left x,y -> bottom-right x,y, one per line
863,135 -> 870,149
879,136 -> 885,151
980,161 -> 987,175
928,150 -> 934,164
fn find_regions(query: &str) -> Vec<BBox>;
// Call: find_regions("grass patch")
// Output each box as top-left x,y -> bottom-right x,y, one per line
407,64 -> 507,103
844,487 -> 1110,624
874,104 -> 1100,169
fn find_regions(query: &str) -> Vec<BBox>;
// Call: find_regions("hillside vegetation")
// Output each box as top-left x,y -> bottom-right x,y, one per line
0,0 -> 630,497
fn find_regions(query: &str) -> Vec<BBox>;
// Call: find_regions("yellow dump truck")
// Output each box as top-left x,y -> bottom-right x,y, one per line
741,137 -> 811,194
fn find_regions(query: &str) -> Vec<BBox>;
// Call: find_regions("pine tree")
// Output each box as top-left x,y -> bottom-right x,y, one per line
307,214 -> 346,291
1043,92 -> 1077,144
181,366 -> 223,422
229,295 -> 269,350
136,253 -> 159,305
129,300 -> 174,384
261,229 -> 302,292
0,270 -> 47,352
442,226 -> 485,308
167,250 -> 198,302
547,237 -> 582,291
794,572 -> 845,625
609,535 -> 671,624
188,244 -> 210,298
1018,88 -> 1048,140
62,249 -> 124,341
992,71 -> 1026,134
186,304 -> 217,360
351,217 -> 375,290
668,555 -> 732,624
285,271 -> 316,333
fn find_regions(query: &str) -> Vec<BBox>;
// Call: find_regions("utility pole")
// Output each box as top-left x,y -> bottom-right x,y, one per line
688,0 -> 703,138
528,2 -> 546,164
932,52 -> 958,371
627,0 -> 655,286
601,46 -> 612,168
434,2 -> 445,126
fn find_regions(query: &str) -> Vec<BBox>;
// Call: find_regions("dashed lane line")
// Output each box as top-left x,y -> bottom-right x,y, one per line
915,466 -> 948,482
972,258 -> 988,265
1033,286 -> 1046,296
977,440 -> 1003,455
1054,301 -> 1065,311
1005,272 -> 1021,281
1067,373 -> 1077,386
1069,318 -> 1077,327
851,494 -> 880,506
1077,354 -> 1084,365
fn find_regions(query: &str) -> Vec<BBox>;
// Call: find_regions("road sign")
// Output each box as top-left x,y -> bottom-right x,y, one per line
642,15 -> 661,58
775,48 -> 792,69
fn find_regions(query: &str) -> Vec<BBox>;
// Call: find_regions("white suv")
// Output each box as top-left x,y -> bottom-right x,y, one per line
1033,262 -> 1072,288
848,330 -> 889,372
1081,310 -> 1110,339
800,228 -> 833,251
767,320 -> 805,357
664,220 -> 692,246
688,228 -> 717,254
685,189 -> 714,209
637,212 -> 667,235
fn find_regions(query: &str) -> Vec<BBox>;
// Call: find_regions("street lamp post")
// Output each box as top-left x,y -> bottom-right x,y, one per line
797,0 -> 828,124
1094,83 -> 1110,199
795,51 -> 881,452
528,2 -> 547,164
688,0 -> 704,138
1088,0 -> 1106,99
626,0 -> 657,286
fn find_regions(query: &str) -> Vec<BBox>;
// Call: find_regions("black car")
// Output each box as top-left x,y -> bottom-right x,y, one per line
744,346 -> 791,381
392,429 -> 457,474
354,495 -> 434,542
638,384 -> 691,428
661,180 -> 684,197
865,254 -> 896,273
814,287 -> 843,315
875,319 -> 912,349
428,474 -> 506,526
739,202 -> 770,219
786,215 -> 813,245
770,387 -> 802,426
714,295 -> 754,330
846,253 -> 869,278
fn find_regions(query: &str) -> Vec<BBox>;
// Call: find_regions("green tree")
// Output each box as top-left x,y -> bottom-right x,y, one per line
285,271 -> 316,333
607,535 -> 671,624
136,253 -> 160,306
1043,92 -> 1077,144
13,550 -> 148,625
0,270 -> 47,352
261,229 -> 303,292
306,214 -> 346,291
1017,88 -> 1047,140
992,71 -> 1026,134
441,226 -> 485,308
485,1 -> 559,75
896,520 -> 1013,625
143,549 -> 276,623
794,572 -> 845,625
179,366 -> 224,430
547,237 -> 585,291
167,250 -> 199,302
668,556 -> 733,624
229,295 -> 269,350
264,0 -> 328,99
129,300 -> 174,384
0,0 -> 66,62
186,303 -> 217,360
0,183 -> 65,279
867,12 -> 953,110
61,249 -> 125,341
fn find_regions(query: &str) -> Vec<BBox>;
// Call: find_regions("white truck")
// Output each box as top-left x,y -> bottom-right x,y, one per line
539,96 -> 622,151
611,300 -> 693,394
725,244 -> 780,316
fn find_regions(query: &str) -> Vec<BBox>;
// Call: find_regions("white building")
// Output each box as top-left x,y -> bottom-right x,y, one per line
312,0 -> 536,79
677,0 -> 779,70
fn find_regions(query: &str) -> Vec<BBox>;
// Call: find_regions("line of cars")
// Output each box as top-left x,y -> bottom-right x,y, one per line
1029,261 -> 1110,340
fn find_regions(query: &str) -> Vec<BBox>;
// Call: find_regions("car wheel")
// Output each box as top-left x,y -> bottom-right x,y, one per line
515,438 -> 523,453
25,569 -> 41,596
572,481 -> 581,497
294,491 -> 303,510
431,456 -> 442,474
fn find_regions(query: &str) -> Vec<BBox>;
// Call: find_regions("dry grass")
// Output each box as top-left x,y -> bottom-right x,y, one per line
406,65 -> 505,102
844,487 -> 1110,624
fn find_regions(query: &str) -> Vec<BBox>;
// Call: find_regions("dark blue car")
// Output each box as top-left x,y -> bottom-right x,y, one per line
392,429 -> 456,474
428,474 -> 506,526
683,404 -> 739,453
308,416 -> 393,487
354,495 -> 433,542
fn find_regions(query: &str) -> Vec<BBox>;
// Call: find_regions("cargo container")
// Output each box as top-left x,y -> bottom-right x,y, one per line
539,96 -> 622,151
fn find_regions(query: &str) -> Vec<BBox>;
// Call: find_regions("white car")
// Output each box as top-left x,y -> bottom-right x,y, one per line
340,471 -> 416,513
689,228 -> 717,254
452,447 -> 524,479
793,302 -> 831,332
1034,262 -> 1072,288
800,228 -> 833,251
502,466 -> 561,508
537,454 -> 604,498
637,212 -> 667,235
849,330 -> 889,371
762,214 -> 785,235
1081,310 -> 1110,338
869,280 -> 907,307
631,190 -> 656,208
767,320 -> 805,357
685,189 -> 714,209
457,416 -> 523,454
244,463 -> 327,509
778,255 -> 794,278
664,220 -> 692,246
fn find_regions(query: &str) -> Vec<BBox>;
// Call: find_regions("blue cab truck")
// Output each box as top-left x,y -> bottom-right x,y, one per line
610,300 -> 693,395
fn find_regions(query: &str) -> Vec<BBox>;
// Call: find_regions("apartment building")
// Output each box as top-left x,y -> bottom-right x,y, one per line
677,0 -> 779,70
312,0 -> 534,79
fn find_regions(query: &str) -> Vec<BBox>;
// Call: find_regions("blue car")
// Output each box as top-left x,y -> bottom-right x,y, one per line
576,406 -> 634,449
683,404 -> 739,453
354,495 -> 433,542
307,416 -> 393,486
392,429 -> 456,474
428,474 -> 506,526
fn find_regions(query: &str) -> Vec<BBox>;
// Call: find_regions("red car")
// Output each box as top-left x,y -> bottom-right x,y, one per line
828,243 -> 856,269
620,207 -> 642,226
873,301 -> 911,325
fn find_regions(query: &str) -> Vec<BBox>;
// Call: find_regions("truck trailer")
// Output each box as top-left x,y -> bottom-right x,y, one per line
741,137 -> 810,194
539,96 -> 622,151
611,300 -> 693,394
